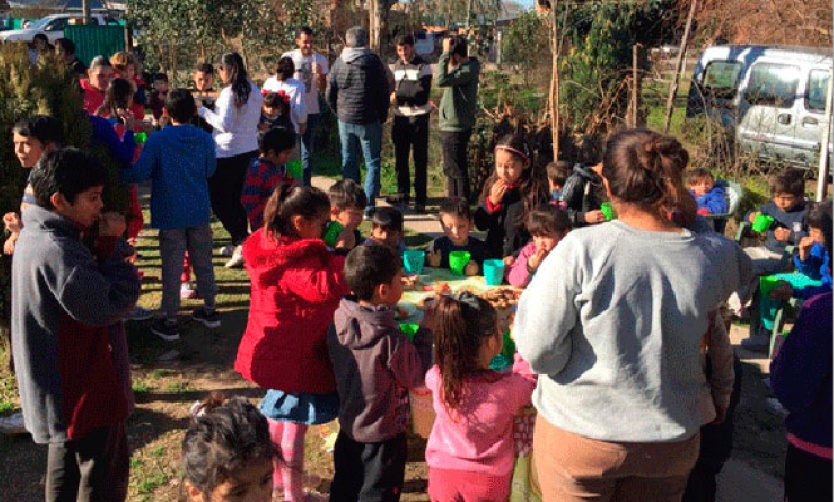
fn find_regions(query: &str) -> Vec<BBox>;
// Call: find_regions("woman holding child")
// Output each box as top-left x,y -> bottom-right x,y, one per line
198,52 -> 263,268
515,129 -> 750,500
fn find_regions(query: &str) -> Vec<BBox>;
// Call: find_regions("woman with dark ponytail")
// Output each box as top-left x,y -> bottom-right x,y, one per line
515,128 -> 752,500
198,52 -> 263,268
234,183 -> 350,500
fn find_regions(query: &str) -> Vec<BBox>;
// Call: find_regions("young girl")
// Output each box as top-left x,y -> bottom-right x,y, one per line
234,183 -> 350,501
425,293 -> 536,501
109,51 -> 146,121
507,205 -> 571,287
474,134 -> 548,259
183,394 -> 278,502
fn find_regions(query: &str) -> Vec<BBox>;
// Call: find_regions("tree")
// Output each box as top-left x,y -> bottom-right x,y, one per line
500,10 -> 551,86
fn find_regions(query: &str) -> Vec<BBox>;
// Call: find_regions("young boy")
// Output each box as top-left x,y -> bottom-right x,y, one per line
328,178 -> 367,250
426,197 -> 484,275
191,63 -> 216,134
242,126 -> 297,230
365,206 -> 406,254
149,72 -> 170,122
559,162 -> 606,226
546,161 -> 572,203
688,167 -> 727,215
327,244 -> 433,501
123,89 -> 220,341
12,148 -> 141,500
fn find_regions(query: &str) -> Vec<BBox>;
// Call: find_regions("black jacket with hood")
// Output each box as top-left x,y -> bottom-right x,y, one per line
326,47 -> 391,125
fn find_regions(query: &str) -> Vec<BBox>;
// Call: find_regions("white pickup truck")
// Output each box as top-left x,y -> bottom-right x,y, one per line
0,13 -> 121,44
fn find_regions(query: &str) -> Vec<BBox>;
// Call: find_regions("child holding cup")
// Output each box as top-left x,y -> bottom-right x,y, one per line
426,197 -> 485,275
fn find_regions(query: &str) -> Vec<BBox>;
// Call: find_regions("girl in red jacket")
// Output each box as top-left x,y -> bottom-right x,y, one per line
235,182 -> 351,501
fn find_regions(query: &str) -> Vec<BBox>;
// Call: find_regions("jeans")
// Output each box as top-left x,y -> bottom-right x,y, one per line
301,113 -> 319,187
338,120 -> 382,212
392,114 -> 429,206
159,225 -> 217,319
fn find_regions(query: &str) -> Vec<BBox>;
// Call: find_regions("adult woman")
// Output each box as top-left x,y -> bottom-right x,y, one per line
515,128 -> 751,501
198,52 -> 263,267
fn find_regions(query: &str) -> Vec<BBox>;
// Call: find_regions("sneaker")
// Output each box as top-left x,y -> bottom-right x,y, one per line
414,204 -> 427,214
180,283 -> 197,299
192,308 -> 221,329
0,412 -> 26,434
150,319 -> 181,342
130,306 -> 155,322
224,245 -> 244,268
219,244 -> 235,257
740,333 -> 769,351
363,209 -> 374,221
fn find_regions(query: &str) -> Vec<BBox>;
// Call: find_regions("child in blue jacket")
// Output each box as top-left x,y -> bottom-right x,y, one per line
687,168 -> 727,215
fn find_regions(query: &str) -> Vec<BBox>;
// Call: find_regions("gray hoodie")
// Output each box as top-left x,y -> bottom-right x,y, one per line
326,47 -> 390,125
328,297 -> 432,442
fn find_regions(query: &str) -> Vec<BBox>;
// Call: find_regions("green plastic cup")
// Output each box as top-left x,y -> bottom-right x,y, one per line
600,202 -> 616,221
134,131 -> 147,145
399,323 -> 420,342
449,250 -> 471,275
759,275 -> 781,298
286,159 -> 303,180
323,221 -> 343,247
752,213 -> 775,233
403,249 -> 426,274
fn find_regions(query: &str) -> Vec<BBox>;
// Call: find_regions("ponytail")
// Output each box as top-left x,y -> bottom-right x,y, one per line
262,183 -> 330,238
221,52 -> 252,108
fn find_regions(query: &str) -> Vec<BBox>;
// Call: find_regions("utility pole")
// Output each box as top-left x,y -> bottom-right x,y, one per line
82,0 -> 91,25
663,0 -> 696,133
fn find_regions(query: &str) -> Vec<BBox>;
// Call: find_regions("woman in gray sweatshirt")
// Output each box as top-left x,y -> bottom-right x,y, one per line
514,129 -> 752,500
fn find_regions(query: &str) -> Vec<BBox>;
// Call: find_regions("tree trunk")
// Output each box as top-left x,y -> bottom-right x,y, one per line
550,0 -> 560,160
663,0 -> 697,133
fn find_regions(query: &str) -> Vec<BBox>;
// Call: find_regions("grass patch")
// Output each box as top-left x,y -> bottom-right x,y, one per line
137,473 -> 171,495
164,381 -> 195,394
132,381 -> 151,395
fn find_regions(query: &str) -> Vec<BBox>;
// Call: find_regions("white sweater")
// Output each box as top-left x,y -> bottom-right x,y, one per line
514,221 -> 752,442
199,81 -> 263,158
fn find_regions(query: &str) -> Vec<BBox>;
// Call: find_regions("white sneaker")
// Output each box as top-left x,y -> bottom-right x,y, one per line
0,412 -> 26,434
219,244 -> 235,257
224,245 -> 244,268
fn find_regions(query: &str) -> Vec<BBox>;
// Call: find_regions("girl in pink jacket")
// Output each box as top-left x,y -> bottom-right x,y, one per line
425,293 -> 536,501
507,205 -> 571,288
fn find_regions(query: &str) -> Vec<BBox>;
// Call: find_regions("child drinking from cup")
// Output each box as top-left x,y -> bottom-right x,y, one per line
547,161 -> 572,204
474,134 -> 548,260
426,197 -> 485,274
508,205 -> 571,288
425,293 -> 536,501
183,394 -> 278,502
327,179 -> 367,251
235,184 -> 350,501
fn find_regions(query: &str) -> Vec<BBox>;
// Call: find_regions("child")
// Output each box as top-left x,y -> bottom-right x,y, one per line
426,197 -> 485,274
12,148 -> 141,500
547,160 -> 572,202
109,51 -> 146,120
365,206 -> 406,254
327,244 -> 433,501
95,78 -> 136,126
259,91 -> 293,133
123,89 -> 219,342
149,72 -> 170,122
771,201 -> 832,301
474,133 -> 549,259
328,178 -> 367,250
559,162 -> 606,227
688,167 -> 727,215
242,126 -> 297,230
235,183 -> 349,502
81,56 -> 114,115
4,116 -> 64,256
262,56 -> 308,136
507,205 -> 571,288
183,394 -> 278,502
425,293 -> 536,501
190,63 -> 217,134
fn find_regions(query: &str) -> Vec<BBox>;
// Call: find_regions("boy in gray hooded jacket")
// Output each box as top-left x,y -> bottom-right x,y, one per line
328,244 -> 432,502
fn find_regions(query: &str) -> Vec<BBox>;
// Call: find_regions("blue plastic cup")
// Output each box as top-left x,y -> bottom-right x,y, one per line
483,258 -> 505,286
403,249 -> 426,275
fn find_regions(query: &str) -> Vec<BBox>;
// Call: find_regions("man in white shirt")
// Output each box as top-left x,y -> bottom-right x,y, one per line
281,26 -> 329,186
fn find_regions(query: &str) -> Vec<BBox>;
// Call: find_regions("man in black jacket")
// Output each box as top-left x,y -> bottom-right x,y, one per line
327,26 -> 391,218
387,34 -> 432,213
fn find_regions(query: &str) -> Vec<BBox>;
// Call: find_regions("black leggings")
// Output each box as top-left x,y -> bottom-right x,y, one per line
209,151 -> 255,246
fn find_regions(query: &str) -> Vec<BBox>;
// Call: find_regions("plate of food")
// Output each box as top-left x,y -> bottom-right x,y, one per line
416,295 -> 440,311
401,274 -> 421,291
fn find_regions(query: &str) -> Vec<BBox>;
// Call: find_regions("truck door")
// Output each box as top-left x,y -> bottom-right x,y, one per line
737,62 -> 800,164
792,68 -> 831,168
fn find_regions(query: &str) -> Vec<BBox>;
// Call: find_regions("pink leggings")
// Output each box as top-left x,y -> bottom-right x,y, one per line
267,418 -> 308,501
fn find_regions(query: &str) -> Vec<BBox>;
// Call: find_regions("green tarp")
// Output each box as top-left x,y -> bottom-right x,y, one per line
64,24 -> 124,66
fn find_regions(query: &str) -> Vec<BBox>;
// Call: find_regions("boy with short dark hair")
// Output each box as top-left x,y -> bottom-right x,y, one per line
149,72 -> 170,122
13,148 -> 141,501
122,89 -> 220,342
426,197 -> 484,275
327,244 -> 433,502
242,126 -> 297,229
328,178 -> 367,250
688,167 -> 727,215
365,206 -> 406,254
546,161 -> 572,202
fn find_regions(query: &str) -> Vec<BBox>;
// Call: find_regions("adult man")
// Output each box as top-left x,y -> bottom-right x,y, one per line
282,26 -> 329,186
387,34 -> 432,214
436,36 -> 480,201
327,26 -> 390,218
80,56 -> 114,116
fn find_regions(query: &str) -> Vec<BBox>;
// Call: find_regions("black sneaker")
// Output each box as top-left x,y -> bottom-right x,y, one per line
150,319 -> 181,342
414,204 -> 427,214
192,308 -> 221,329
385,194 -> 406,204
